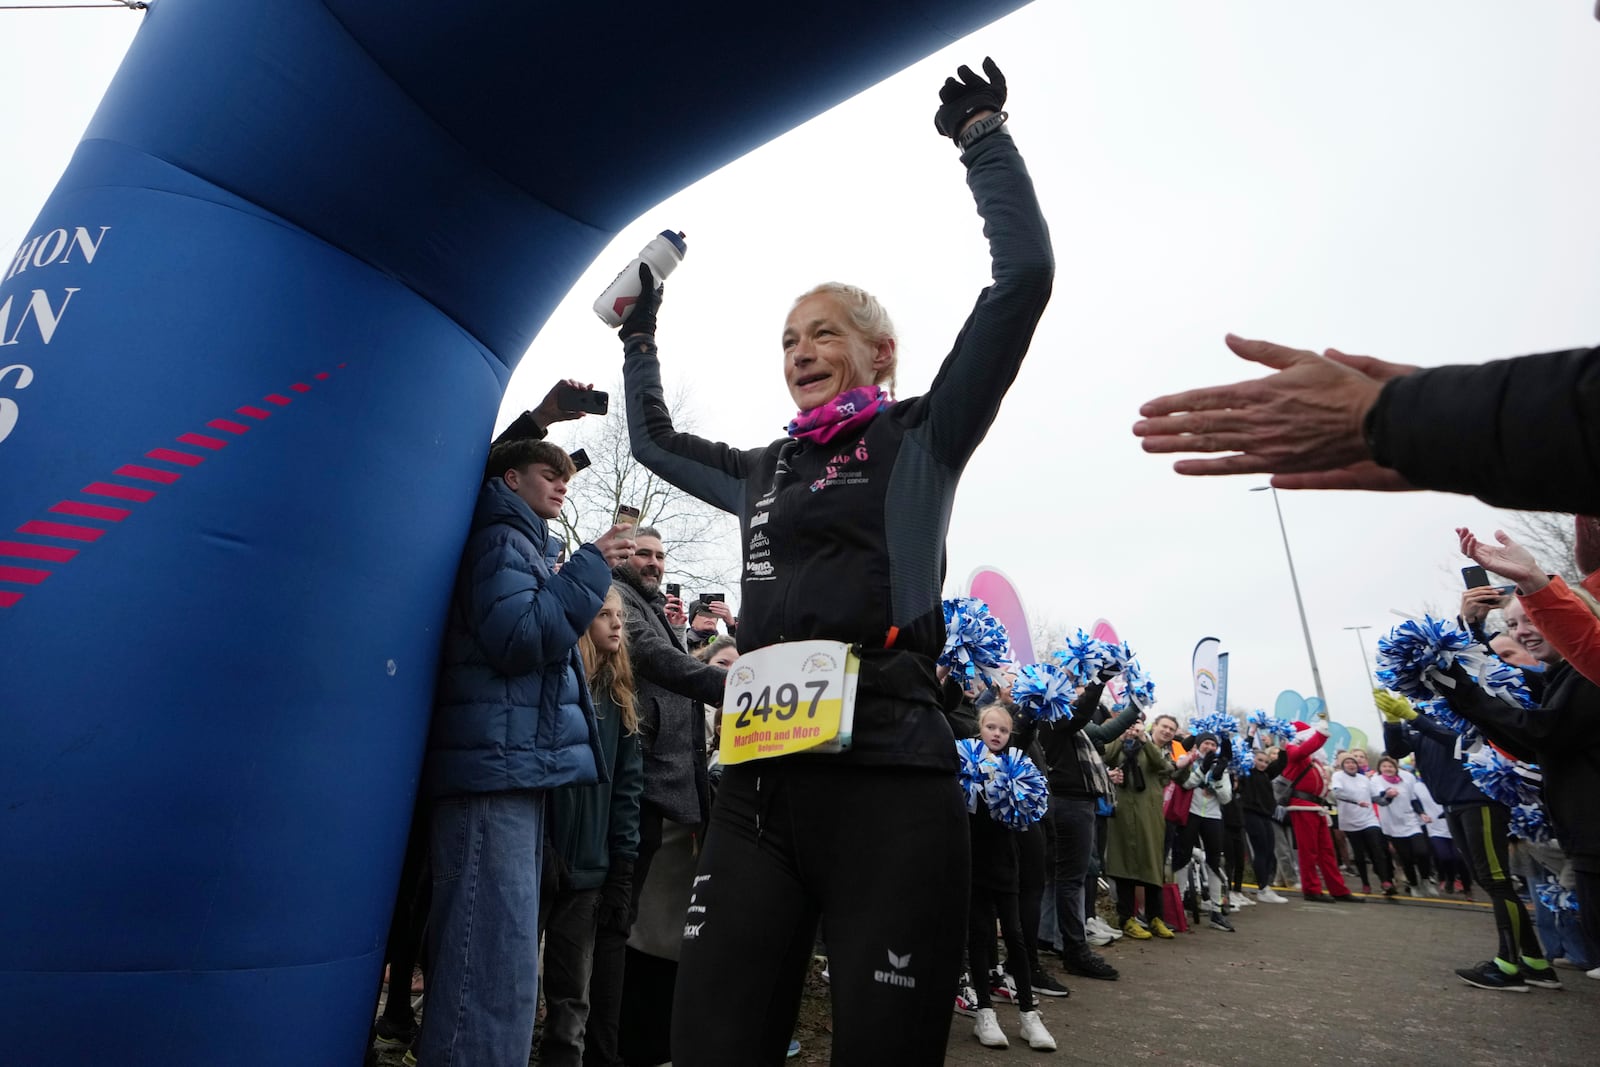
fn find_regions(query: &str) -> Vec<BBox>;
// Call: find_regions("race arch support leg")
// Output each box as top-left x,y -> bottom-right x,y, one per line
0,0 -> 1031,1062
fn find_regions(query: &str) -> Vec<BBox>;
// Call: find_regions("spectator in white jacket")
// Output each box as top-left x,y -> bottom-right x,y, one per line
1330,754 -> 1394,895
1372,757 -> 1434,895
1172,734 -> 1237,931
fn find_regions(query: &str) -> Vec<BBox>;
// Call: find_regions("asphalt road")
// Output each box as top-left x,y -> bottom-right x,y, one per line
937,895 -> 1600,1066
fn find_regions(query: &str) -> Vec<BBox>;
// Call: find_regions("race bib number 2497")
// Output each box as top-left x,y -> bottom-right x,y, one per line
718,640 -> 860,764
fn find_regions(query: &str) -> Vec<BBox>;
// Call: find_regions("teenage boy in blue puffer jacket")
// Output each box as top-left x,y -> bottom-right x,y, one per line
416,437 -> 636,1067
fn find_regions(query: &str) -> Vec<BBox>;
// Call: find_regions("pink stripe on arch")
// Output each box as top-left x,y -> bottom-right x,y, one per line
51,501 -> 131,522
264,394 -> 292,406
207,419 -> 250,435
17,520 -> 104,542
290,383 -> 312,393
0,564 -> 49,585
146,448 -> 205,468
178,432 -> 228,450
0,540 -> 77,562
115,464 -> 181,485
0,591 -> 21,608
237,406 -> 271,420
85,482 -> 156,502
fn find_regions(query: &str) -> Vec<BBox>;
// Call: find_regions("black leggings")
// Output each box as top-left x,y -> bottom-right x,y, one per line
1345,825 -> 1394,887
1225,820 -> 1248,891
1387,833 -> 1432,886
672,762 -> 968,1066
967,887 -> 1035,1010
1243,810 -> 1277,888
1015,820 -> 1046,974
1449,804 -> 1542,965
1115,878 -> 1164,925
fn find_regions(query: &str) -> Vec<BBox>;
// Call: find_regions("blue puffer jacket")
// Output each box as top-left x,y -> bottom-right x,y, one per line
424,479 -> 610,798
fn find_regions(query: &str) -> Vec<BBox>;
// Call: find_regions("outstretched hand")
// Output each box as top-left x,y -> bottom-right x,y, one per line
1457,526 -> 1547,594
1133,335 -> 1416,481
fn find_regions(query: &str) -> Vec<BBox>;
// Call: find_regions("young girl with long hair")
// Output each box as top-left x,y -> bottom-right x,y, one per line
543,586 -> 644,1067
966,703 -> 1057,1052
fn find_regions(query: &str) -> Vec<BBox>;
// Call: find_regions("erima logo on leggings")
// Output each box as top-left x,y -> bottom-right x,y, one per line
873,950 -> 915,989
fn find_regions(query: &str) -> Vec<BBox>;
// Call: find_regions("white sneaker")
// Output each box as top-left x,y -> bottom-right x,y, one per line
1231,894 -> 1256,907
974,1007 -> 1009,1048
1088,916 -> 1124,940
1019,1009 -> 1057,1052
1256,888 -> 1289,904
1586,966 -> 1600,981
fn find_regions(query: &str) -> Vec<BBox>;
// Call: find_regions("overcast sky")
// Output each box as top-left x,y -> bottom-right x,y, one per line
5,1 -> 1597,746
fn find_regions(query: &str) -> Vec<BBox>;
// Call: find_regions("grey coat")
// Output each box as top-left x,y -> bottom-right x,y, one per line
612,565 -> 726,825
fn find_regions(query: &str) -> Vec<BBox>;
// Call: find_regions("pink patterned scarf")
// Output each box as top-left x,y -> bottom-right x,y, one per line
786,385 -> 892,444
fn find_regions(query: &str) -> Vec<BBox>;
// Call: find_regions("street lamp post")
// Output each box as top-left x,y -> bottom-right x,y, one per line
1251,486 -> 1328,709
1344,624 -> 1374,688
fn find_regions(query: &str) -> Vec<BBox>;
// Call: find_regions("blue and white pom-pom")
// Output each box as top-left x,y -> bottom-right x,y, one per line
1536,881 -> 1580,914
1375,615 -> 1478,702
956,737 -> 999,814
984,749 -> 1050,829
1010,662 -> 1079,723
1414,698 -> 1480,745
939,597 -> 1014,684
1246,710 -> 1298,746
1053,630 -> 1115,684
1229,740 -> 1256,776
1187,712 -> 1240,740
1479,657 -> 1535,710
1510,802 -> 1550,844
1464,748 -> 1550,842
1123,657 -> 1157,710
1376,615 -> 1532,709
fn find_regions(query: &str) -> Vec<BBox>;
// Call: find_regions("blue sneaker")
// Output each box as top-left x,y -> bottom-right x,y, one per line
787,1038 -> 802,1058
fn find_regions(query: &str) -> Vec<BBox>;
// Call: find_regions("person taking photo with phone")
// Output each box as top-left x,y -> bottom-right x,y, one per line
615,57 -> 1052,1064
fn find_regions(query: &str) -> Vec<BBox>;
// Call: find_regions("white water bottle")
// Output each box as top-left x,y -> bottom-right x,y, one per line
593,230 -> 687,327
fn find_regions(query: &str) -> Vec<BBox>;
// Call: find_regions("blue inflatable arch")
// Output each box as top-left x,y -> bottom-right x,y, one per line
0,0 -> 1027,1062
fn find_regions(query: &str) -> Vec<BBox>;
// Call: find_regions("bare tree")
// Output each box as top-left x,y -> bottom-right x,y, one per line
546,380 -> 741,594
1500,511 -> 1579,582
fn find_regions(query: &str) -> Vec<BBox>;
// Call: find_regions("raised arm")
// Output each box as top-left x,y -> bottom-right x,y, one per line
916,62 -> 1054,469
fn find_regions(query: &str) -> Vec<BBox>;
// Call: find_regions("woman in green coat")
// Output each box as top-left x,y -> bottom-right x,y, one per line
1102,713 -> 1193,940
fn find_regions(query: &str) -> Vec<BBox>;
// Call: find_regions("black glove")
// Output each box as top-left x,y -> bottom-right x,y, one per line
597,856 -> 634,935
933,57 -> 1007,140
620,263 -> 663,340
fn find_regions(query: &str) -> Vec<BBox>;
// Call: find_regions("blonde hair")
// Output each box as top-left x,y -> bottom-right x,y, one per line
978,703 -> 1014,729
579,587 -> 638,734
793,281 -> 898,395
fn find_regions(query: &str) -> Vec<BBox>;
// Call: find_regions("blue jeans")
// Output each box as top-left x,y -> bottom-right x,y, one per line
417,791 -> 545,1067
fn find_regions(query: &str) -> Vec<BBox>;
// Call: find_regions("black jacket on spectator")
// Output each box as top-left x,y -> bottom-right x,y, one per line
1439,662 -> 1600,870
1024,682 -> 1136,800
1368,346 -> 1600,513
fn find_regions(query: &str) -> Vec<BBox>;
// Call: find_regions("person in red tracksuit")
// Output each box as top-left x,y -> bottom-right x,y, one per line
1282,722 -> 1363,903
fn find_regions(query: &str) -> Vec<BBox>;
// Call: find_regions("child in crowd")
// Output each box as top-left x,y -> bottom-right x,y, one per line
541,586 -> 644,1067
967,704 -> 1057,1052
